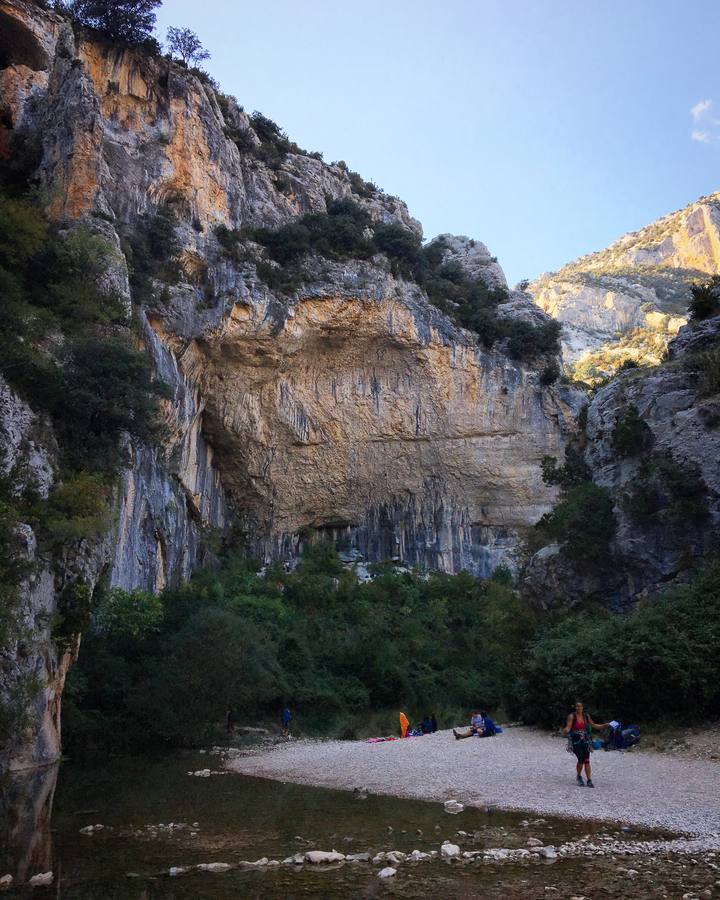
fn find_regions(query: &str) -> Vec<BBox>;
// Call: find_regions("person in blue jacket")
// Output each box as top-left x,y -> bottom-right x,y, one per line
480,711 -> 497,736
281,706 -> 292,737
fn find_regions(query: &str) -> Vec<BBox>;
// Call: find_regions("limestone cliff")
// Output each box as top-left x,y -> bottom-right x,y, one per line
524,312 -> 720,609
528,193 -> 720,380
0,0 -> 575,770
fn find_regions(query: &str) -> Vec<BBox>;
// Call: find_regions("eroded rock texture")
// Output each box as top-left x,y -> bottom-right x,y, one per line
524,315 -> 720,609
528,193 -> 720,379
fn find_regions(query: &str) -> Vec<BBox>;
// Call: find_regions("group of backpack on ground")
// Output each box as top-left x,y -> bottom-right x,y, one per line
279,701 -> 640,787
397,710 -> 501,740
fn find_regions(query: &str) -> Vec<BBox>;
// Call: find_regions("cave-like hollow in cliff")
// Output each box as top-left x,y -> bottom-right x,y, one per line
0,11 -> 48,72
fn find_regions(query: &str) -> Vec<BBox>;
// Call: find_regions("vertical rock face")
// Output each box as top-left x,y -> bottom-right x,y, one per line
528,193 -> 720,379
523,314 -> 720,609
0,0 -> 577,769
0,377 -> 92,773
109,315 -> 228,593
185,273 -> 574,575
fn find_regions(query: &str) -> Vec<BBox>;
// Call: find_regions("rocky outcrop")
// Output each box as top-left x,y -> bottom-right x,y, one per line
177,261 -> 575,574
524,315 -> 720,608
0,377 -> 96,773
0,0 -> 576,769
528,193 -> 720,379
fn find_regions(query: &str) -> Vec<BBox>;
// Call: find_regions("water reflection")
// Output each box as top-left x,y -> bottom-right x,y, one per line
0,752 -> 681,898
0,763 -> 57,884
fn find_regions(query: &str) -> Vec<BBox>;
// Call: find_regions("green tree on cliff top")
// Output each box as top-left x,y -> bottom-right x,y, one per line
65,0 -> 162,45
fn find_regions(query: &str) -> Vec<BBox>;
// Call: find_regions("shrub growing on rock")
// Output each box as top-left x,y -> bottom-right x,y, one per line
697,348 -> 720,397
539,360 -> 561,386
610,404 -> 653,457
534,482 -> 616,561
501,319 -> 561,362
689,276 -> 720,320
621,452 -> 709,524
540,445 -> 591,490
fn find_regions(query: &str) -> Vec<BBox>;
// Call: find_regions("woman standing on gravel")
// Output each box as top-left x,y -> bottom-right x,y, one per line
563,701 -> 607,788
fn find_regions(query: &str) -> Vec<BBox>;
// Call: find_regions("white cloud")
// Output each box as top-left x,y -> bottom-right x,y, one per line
692,129 -> 713,144
691,98 -> 712,121
690,98 -> 720,144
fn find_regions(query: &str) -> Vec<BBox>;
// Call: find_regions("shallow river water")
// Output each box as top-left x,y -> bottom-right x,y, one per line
1,749 -> 717,898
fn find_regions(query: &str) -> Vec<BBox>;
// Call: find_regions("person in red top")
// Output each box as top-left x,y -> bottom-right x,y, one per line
563,701 -> 608,788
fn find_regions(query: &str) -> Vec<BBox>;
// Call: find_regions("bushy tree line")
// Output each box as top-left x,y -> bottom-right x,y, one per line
53,0 -> 162,47
63,544 -> 720,751
65,547 -> 530,749
518,560 -> 720,725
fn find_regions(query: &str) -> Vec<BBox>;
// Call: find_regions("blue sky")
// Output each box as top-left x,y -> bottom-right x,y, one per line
157,1 -> 719,285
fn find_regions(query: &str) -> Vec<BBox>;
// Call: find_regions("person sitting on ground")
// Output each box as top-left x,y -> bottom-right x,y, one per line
421,715 -> 433,734
453,710 -> 485,740
479,710 -> 497,736
563,701 -> 608,788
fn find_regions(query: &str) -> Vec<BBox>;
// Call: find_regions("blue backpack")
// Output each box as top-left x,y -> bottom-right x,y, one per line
605,722 -> 640,750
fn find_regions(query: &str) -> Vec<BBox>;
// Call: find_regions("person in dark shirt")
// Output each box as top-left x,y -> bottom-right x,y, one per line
281,707 -> 292,738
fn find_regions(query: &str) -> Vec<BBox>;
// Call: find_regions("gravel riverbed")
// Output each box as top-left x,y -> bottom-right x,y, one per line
227,727 -> 720,842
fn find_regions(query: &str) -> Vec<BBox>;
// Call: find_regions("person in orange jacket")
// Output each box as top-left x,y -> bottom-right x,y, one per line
399,711 -> 410,738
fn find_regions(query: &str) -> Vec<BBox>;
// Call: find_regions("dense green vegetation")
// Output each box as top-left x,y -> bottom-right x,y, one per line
53,0 -> 162,49
64,544 -> 720,750
65,547 -> 529,749
519,559 -> 720,725
120,202 -> 181,304
533,483 -> 616,562
220,200 -> 561,362
0,191 -> 168,475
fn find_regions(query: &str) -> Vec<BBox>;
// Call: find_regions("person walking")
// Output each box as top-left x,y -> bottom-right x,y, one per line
563,701 -> 607,787
281,706 -> 292,738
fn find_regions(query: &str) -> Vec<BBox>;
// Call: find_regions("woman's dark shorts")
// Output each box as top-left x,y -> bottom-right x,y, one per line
571,733 -> 590,763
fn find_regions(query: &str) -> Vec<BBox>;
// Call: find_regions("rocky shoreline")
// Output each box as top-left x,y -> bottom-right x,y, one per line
225,727 -> 720,840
